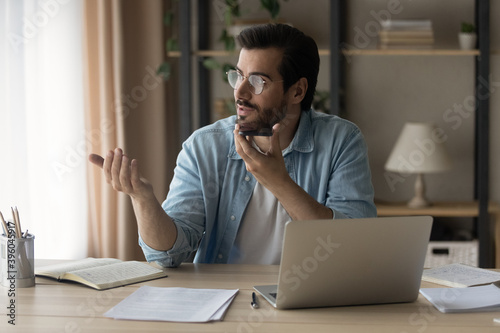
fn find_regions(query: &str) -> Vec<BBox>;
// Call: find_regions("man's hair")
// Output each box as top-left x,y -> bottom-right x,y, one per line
236,23 -> 319,112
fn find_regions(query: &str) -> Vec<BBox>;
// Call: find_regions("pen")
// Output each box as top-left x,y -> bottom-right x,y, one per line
15,207 -> 23,237
0,211 -> 8,236
251,292 -> 259,309
12,207 -> 22,238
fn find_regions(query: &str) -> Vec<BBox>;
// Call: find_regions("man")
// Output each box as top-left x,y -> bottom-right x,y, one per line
89,24 -> 376,267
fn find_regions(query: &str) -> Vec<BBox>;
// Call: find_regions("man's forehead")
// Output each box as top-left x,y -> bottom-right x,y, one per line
236,48 -> 283,74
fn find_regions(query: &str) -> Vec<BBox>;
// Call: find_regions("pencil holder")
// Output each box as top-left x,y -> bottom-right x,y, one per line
0,233 -> 35,288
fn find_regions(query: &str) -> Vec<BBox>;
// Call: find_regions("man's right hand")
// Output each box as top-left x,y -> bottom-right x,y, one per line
88,148 -> 154,202
88,148 -> 178,253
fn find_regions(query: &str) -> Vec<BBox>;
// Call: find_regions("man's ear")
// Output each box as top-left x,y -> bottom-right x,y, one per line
290,77 -> 308,105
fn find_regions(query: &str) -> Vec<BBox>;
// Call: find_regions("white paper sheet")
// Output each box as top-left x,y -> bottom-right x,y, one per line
104,286 -> 239,322
420,283 -> 500,313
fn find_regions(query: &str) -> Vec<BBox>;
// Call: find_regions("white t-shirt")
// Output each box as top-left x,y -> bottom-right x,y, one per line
228,180 -> 291,265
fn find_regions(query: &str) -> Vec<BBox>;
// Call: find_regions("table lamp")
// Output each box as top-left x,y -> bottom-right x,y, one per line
385,122 -> 452,208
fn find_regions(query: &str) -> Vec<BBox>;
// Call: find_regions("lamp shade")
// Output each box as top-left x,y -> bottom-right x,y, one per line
385,122 -> 452,174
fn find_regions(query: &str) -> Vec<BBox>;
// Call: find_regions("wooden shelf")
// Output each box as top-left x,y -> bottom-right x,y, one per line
169,47 -> 482,58
376,201 -> 500,268
168,49 -> 331,58
342,48 -> 480,56
376,201 -> 500,217
168,50 -> 237,58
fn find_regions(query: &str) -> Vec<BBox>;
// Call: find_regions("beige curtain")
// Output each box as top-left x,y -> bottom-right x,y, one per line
83,0 -> 179,260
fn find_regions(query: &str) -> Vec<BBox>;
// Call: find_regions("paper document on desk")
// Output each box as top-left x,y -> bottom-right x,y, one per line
104,286 -> 239,322
420,283 -> 500,313
421,263 -> 500,288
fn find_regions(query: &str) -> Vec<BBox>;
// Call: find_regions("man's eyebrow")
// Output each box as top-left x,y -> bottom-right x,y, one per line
235,66 -> 272,80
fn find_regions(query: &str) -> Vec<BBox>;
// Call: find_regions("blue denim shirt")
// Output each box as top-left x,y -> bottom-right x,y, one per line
139,110 -> 377,267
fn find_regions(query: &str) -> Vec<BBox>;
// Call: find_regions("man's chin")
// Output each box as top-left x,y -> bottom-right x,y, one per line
237,122 -> 273,137
239,128 -> 273,136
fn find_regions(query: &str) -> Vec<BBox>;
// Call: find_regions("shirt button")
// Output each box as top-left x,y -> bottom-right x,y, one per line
244,176 -> 250,181
230,216 -> 236,221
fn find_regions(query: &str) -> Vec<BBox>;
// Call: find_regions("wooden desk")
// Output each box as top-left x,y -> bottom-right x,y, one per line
376,201 -> 500,268
1,261 -> 500,332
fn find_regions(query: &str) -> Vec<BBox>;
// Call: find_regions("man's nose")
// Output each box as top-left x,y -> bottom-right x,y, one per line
234,77 -> 253,99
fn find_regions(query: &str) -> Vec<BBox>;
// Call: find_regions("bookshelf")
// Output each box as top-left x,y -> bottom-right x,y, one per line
334,0 -> 492,268
176,0 -> 492,267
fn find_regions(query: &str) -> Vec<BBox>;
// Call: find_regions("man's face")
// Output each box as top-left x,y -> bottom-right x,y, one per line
233,48 -> 288,136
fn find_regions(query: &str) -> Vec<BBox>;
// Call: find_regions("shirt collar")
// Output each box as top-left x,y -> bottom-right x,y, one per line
289,110 -> 314,153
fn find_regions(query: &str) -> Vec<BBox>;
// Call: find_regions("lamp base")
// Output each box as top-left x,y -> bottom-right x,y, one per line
407,196 -> 431,209
407,173 -> 431,209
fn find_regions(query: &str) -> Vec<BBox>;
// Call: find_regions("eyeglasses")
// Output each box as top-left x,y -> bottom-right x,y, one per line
226,70 -> 283,95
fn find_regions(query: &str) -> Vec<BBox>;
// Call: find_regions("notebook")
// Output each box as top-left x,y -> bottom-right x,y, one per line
254,216 -> 433,309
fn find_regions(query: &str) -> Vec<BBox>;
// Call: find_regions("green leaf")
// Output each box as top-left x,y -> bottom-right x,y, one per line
224,10 -> 233,26
226,0 -> 241,17
221,63 -> 234,82
222,63 -> 234,72
461,22 -> 476,33
219,28 -> 228,40
156,62 -> 171,81
163,11 -> 174,26
202,58 -> 221,70
224,37 -> 235,51
219,29 -> 235,51
166,38 -> 178,52
261,0 -> 280,19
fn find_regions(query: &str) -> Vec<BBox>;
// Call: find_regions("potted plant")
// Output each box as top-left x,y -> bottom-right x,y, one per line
458,22 -> 477,50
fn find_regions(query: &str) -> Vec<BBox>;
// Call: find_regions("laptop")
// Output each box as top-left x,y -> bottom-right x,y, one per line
254,216 -> 433,309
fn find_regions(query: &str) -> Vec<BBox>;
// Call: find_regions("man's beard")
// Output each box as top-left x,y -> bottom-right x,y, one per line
236,99 -> 287,136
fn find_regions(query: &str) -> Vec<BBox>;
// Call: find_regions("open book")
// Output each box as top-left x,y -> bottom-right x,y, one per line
35,258 -> 167,290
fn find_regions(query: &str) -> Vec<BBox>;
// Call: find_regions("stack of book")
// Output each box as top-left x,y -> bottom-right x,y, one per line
378,19 -> 434,49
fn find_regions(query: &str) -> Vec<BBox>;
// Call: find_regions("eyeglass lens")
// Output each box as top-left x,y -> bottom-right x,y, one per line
227,70 -> 265,95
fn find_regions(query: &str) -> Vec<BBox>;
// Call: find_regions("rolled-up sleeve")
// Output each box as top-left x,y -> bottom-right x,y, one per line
138,138 -> 207,267
138,231 -> 194,268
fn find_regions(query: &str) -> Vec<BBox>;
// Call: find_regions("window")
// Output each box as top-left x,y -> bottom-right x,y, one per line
0,0 -> 87,259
